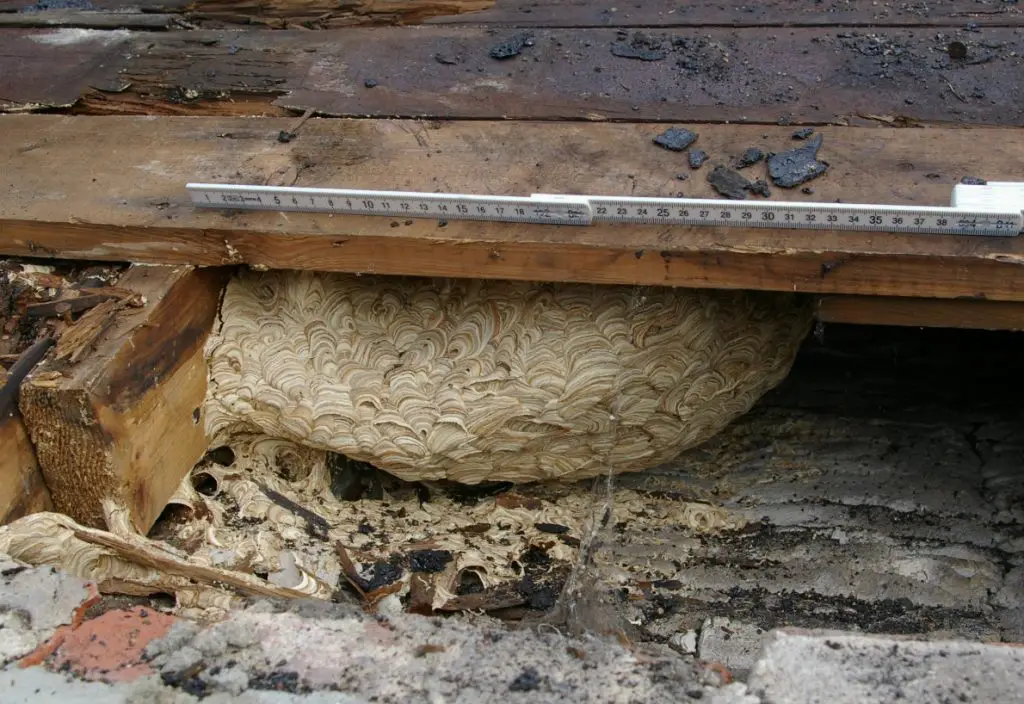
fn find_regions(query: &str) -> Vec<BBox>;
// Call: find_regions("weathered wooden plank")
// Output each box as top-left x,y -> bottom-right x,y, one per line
816,296 -> 1024,331
185,0 -> 492,26
18,265 -> 227,532
4,0 -> 1018,27
0,368 -> 54,525
0,0 -> 188,10
0,10 -> 178,29
426,0 -> 1024,28
3,26 -> 1022,125
0,29 -> 127,111
2,116 -> 1024,303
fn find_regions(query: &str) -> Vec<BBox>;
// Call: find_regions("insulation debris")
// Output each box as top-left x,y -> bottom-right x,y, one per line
611,32 -> 668,61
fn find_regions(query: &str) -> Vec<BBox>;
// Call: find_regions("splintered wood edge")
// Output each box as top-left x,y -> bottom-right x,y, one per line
18,265 -> 230,532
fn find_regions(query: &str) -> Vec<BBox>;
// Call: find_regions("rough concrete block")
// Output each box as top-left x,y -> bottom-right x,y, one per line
0,611 -> 40,667
706,683 -> 761,704
0,558 -> 95,633
670,629 -> 699,655
747,629 -> 1024,704
143,620 -> 202,661
0,668 -> 368,703
697,617 -> 770,677
139,600 -> 719,702
0,668 -> 184,704
0,554 -> 98,666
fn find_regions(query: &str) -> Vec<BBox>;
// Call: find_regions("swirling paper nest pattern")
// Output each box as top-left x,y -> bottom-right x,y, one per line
205,271 -> 811,484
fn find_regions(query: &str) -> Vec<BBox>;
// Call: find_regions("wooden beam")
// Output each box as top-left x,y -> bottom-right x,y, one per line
0,368 -> 54,526
186,0 -> 492,26
2,116 -> 1024,303
3,26 -> 1022,125
3,0 -> 1017,27
0,30 -> 129,112
816,296 -> 1024,331
18,265 -> 227,532
0,410 -> 53,525
0,11 -> 178,29
425,0 -> 1024,28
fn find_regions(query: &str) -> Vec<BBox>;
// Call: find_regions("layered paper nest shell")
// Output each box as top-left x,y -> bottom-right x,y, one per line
205,271 -> 812,484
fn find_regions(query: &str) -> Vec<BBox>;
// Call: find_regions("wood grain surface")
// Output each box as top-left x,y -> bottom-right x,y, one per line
1,115 -> 1022,301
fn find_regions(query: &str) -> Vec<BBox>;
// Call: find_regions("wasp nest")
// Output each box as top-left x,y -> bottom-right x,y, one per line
205,271 -> 811,484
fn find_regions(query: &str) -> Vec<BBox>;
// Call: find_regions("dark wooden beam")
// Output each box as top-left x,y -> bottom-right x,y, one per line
816,296 -> 1024,331
2,0 -> 1018,27
2,26 -> 1021,125
0,11 -> 178,29
424,0 -> 1024,28
18,265 -> 227,532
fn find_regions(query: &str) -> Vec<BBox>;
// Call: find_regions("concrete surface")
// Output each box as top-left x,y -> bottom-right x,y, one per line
602,328 -> 1024,648
746,629 -> 1024,704
1,559 -> 723,702
0,554 -> 97,666
10,586 -> 1024,704
0,667 -> 369,704
138,599 -> 721,702
696,618 -> 769,678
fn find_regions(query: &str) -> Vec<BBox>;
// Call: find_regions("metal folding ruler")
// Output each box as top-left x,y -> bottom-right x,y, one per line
186,181 -> 1024,237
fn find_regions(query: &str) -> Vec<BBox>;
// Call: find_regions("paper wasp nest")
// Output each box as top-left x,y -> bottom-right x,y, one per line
205,271 -> 811,484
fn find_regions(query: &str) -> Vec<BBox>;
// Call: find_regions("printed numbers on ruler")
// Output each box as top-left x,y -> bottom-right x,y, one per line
197,188 -> 593,225
588,198 -> 1020,236
188,183 -> 1023,237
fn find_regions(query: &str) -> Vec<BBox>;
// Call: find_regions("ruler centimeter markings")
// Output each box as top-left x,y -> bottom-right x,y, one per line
582,195 -> 1021,236
186,182 -> 1024,237
187,184 -> 593,225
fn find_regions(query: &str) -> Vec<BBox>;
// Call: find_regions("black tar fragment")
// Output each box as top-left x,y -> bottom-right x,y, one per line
490,33 -> 534,59
767,134 -> 830,188
653,127 -> 698,152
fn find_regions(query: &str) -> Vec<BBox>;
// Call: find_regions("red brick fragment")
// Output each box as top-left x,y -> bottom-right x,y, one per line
47,607 -> 178,683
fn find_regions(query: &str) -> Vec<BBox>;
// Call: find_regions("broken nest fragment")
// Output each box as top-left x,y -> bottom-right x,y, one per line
0,434 -> 749,618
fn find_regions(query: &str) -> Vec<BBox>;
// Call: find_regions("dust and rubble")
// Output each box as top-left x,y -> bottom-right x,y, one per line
611,32 -> 668,62
0,261 -> 125,359
2,567 -> 734,702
